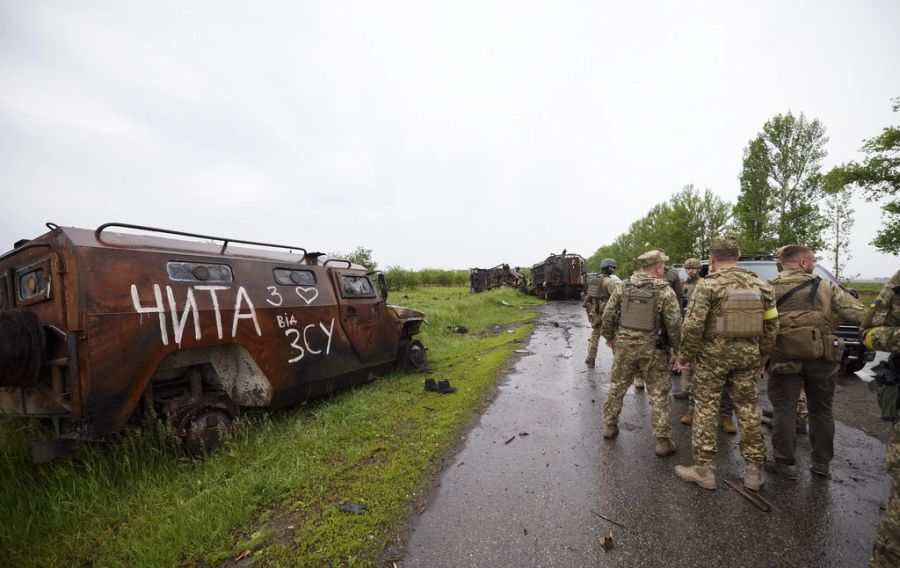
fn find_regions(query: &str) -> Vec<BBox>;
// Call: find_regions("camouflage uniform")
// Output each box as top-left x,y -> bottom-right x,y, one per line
681,258 -> 735,420
584,271 -> 617,365
601,255 -> 682,440
864,269 -> 900,568
768,267 -> 864,471
679,264 -> 778,468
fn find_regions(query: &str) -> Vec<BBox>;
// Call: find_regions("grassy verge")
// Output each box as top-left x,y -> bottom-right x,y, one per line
846,281 -> 883,306
0,287 -> 542,567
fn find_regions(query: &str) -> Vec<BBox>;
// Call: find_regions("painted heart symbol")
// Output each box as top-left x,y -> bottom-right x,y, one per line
295,286 -> 319,306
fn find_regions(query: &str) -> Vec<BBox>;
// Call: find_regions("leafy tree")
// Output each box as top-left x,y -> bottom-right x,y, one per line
587,185 -> 732,276
329,245 -> 378,271
734,112 -> 829,252
821,185 -> 854,280
825,97 -> 900,254
734,137 -> 773,252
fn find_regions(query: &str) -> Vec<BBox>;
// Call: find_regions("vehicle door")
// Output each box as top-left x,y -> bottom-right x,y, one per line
333,270 -> 395,364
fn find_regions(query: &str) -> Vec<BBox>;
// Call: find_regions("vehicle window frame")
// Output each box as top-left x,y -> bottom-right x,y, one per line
166,261 -> 234,284
15,258 -> 52,306
339,274 -> 376,299
273,268 -> 317,286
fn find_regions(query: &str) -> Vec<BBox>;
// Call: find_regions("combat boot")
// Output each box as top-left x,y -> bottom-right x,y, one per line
602,424 -> 619,439
743,464 -> 764,491
680,411 -> 693,425
674,463 -> 716,490
720,416 -> 737,434
634,377 -> 645,389
655,437 -> 676,457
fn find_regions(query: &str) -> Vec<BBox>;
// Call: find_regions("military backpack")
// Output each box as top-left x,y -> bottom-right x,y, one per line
771,276 -> 843,362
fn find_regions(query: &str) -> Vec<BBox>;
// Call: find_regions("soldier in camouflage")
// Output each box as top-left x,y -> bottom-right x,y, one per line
676,258 -> 703,398
674,235 -> 779,491
862,269 -> 900,568
766,245 -> 864,480
631,250 -> 686,391
584,259 -> 618,368
600,250 -> 682,457
677,258 -> 737,433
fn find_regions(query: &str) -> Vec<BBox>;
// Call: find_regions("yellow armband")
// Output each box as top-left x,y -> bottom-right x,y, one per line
763,307 -> 778,320
863,327 -> 880,350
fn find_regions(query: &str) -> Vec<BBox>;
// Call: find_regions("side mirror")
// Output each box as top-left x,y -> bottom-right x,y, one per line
845,287 -> 860,299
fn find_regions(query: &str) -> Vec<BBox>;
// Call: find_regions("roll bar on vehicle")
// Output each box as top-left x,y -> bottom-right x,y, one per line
94,222 -> 308,257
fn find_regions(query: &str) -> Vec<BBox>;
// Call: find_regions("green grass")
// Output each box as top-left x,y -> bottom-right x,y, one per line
0,287 -> 542,567
845,281 -> 883,306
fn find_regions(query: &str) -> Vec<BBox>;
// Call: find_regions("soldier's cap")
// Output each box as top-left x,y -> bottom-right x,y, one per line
600,258 -> 618,269
709,234 -> 739,251
637,250 -> 669,267
683,257 -> 702,269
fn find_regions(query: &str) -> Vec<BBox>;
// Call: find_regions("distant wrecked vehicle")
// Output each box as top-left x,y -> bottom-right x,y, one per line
0,223 -> 427,461
470,264 -> 526,293
531,251 -> 585,300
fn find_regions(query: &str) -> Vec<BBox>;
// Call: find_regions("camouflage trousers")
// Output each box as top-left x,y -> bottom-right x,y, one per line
692,363 -> 765,467
586,312 -> 602,363
871,420 -> 900,567
603,341 -> 672,438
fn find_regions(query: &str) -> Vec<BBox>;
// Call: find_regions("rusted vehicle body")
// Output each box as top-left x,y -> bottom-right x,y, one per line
488,264 -> 525,289
471,264 -> 526,293
0,223 -> 426,460
531,252 -> 586,300
470,268 -> 490,293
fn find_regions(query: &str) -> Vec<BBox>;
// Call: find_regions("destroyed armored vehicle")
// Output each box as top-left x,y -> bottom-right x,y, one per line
470,264 -> 526,293
470,268 -> 490,293
0,223 -> 427,460
531,251 -> 586,300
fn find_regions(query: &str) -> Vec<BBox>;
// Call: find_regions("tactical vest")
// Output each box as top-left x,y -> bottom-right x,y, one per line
772,276 -> 841,361
586,274 -> 611,300
704,288 -> 764,338
619,282 -> 659,331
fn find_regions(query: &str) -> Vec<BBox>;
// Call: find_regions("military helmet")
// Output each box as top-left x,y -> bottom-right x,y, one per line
683,258 -> 702,269
600,258 -> 618,269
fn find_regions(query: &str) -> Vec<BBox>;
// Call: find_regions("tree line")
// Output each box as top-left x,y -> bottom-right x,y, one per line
588,98 -> 899,280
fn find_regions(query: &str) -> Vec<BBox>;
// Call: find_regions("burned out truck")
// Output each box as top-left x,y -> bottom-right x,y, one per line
531,251 -> 586,300
0,223 -> 427,460
470,264 -> 526,293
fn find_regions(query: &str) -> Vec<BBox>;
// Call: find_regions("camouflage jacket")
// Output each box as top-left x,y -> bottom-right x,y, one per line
679,266 -> 778,368
862,269 -> 900,353
582,274 -> 618,314
601,271 -> 682,351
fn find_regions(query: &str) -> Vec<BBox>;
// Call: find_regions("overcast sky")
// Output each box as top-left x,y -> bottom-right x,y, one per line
1,1 -> 898,277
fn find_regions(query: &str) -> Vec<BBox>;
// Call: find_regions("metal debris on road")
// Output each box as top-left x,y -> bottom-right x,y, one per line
598,530 -> 614,552
504,435 -> 517,445
722,479 -> 775,512
590,509 -> 627,528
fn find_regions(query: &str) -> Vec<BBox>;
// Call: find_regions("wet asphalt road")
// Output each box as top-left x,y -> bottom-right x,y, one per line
401,302 -> 891,568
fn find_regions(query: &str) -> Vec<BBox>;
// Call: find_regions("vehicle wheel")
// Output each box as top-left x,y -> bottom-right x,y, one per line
171,398 -> 237,457
403,339 -> 428,371
843,356 -> 867,374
